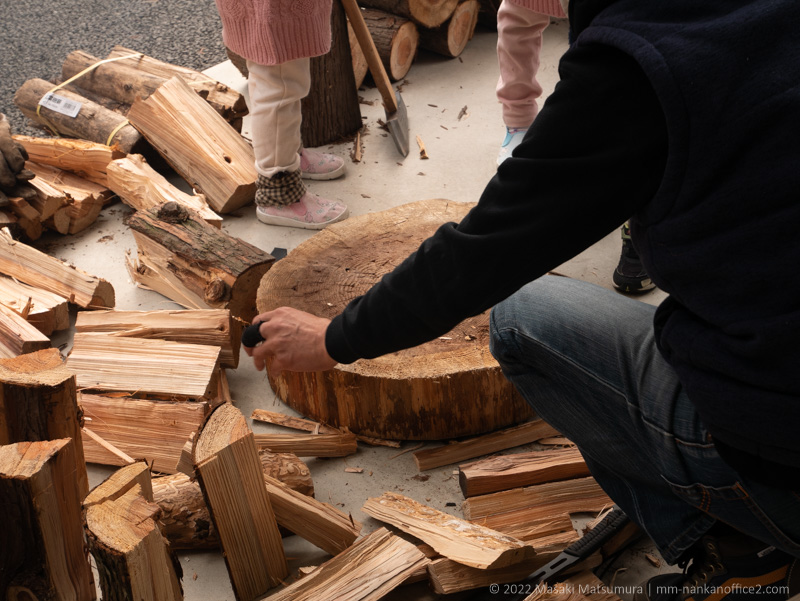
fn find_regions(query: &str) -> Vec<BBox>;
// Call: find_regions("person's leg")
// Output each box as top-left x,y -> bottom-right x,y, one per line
496,1 -> 551,165
247,59 -> 348,229
489,276 -> 800,567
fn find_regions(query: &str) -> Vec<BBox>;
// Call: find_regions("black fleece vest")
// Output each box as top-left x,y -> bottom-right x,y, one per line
573,1 -> 800,475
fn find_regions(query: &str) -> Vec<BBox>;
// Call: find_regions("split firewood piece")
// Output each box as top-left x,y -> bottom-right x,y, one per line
0,228 -> 114,308
0,275 -> 70,335
359,0 -> 460,28
250,408 -> 341,434
14,135 -> 124,187
175,433 -> 195,475
361,8 -> 419,81
78,392 -> 209,473
489,513 -> 578,547
6,195 -> 43,240
263,474 -> 362,555
348,22 -> 369,88
362,492 -> 535,570
0,302 -> 51,358
107,154 -> 222,228
419,0 -> 479,57
107,46 -> 249,127
193,403 -> 288,599
127,76 -> 256,214
84,461 -> 153,507
0,439 -> 96,601
25,161 -> 113,234
126,202 -> 274,322
427,553 -> 552,595
414,418 -> 560,471
68,333 -> 220,399
458,446 -> 590,498
462,476 -> 612,522
13,78 -> 146,154
84,483 -> 183,601
265,527 -> 428,601
75,308 -> 241,368
523,571 -> 624,601
154,450 -> 314,550
22,175 -> 69,224
0,349 -> 89,498
254,431 -> 358,457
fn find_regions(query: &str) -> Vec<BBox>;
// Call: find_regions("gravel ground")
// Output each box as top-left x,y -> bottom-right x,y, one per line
0,0 -> 228,135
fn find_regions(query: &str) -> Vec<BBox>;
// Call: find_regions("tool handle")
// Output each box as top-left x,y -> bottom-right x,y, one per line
341,0 -> 398,112
564,507 -> 629,558
241,321 -> 265,348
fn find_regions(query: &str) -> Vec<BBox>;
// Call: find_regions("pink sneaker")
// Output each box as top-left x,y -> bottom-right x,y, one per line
300,148 -> 345,180
256,191 -> 349,230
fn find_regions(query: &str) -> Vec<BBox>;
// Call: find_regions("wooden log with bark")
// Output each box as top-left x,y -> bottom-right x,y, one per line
359,0 -> 460,27
14,135 -> 124,187
362,8 -> 419,81
107,46 -> 249,129
25,161 -> 113,234
75,308 -> 241,368
67,333 -> 221,399
458,447 -> 590,498
265,527 -> 428,601
254,431 -> 359,457
84,479 -> 183,601
419,0 -> 479,57
301,0 -> 363,148
127,76 -> 256,214
363,491 -> 534,570
0,275 -> 70,335
61,50 -> 166,106
0,228 -> 114,308
13,78 -> 146,154
414,418 -> 560,471
0,302 -> 50,358
463,476 -> 613,523
0,439 -> 96,601
257,199 -> 532,440
0,348 -> 89,498
193,403 -> 288,600
107,154 -> 222,227
78,392 -> 209,473
126,202 -> 274,322
153,450 -> 314,549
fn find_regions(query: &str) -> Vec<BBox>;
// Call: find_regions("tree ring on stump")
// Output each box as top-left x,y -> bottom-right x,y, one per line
256,198 -> 532,440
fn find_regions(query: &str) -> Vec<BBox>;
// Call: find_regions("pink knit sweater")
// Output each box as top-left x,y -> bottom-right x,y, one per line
507,0 -> 566,18
215,0 -> 332,65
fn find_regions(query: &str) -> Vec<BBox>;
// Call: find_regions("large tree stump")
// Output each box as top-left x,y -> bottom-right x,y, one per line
362,8 -> 420,81
301,0 -> 363,148
419,0 -> 479,58
256,198 -> 532,440
359,0 -> 460,27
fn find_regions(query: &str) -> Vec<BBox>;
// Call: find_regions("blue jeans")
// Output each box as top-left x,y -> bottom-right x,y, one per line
489,275 -> 800,564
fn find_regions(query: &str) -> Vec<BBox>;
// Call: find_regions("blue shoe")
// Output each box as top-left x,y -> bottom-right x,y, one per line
497,127 -> 528,166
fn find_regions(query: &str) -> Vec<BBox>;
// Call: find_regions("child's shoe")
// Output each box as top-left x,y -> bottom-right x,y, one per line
256,191 -> 349,230
300,148 -> 345,180
497,127 -> 529,166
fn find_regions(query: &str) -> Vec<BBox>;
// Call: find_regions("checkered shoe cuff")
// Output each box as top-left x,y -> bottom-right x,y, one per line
255,170 -> 306,207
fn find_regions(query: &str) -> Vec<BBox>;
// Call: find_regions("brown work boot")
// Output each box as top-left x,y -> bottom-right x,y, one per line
635,533 -> 800,601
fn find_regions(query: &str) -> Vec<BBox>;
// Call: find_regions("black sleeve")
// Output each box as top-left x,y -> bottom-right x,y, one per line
326,43 -> 668,364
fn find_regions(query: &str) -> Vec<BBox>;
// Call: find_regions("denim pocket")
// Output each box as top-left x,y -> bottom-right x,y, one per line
664,478 -> 800,553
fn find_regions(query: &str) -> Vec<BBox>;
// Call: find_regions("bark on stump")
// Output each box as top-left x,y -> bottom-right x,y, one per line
301,0 -> 362,147
256,198 -> 533,440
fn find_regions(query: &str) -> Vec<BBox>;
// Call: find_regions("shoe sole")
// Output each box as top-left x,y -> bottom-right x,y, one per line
256,207 -> 350,230
300,163 -> 346,181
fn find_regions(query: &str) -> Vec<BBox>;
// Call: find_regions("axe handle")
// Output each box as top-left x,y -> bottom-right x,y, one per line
341,0 -> 399,113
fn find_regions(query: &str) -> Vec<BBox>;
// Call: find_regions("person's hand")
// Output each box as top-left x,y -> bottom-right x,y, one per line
0,114 -> 29,195
244,307 -> 338,373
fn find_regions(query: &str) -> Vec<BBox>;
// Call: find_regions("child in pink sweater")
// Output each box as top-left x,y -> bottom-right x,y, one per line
215,0 -> 349,229
496,0 -> 566,165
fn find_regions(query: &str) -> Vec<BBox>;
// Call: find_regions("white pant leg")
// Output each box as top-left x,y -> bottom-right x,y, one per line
247,58 -> 310,177
496,1 -> 551,128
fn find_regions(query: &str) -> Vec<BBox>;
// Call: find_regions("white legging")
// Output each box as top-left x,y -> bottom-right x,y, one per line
246,58 -> 310,177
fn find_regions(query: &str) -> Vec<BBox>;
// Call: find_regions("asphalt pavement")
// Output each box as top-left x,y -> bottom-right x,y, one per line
0,0 -> 228,135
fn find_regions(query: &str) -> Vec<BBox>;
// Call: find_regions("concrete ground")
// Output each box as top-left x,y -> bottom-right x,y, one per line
12,13 -> 675,601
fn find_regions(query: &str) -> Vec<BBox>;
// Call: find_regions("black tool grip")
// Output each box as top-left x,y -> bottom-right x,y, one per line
565,506 -> 629,558
241,321 -> 265,348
